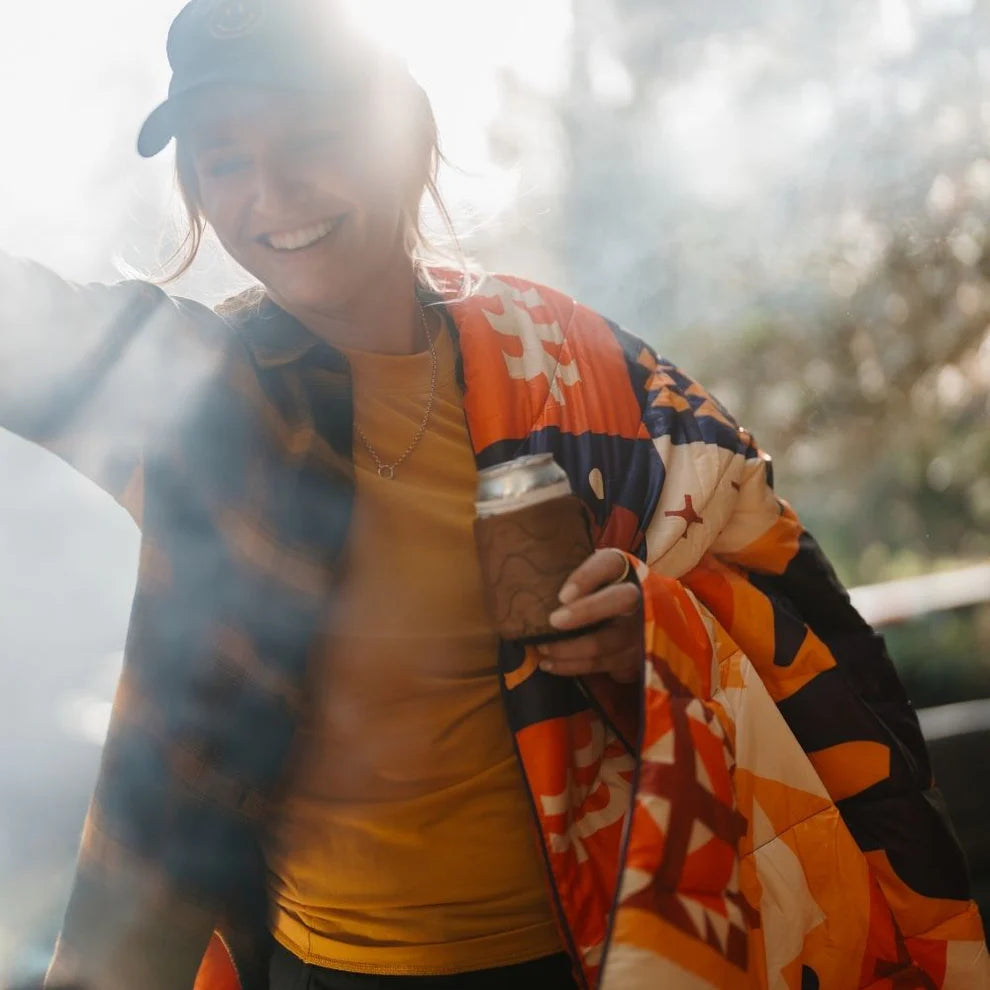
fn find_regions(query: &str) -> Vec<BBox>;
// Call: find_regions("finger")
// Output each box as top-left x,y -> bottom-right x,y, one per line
539,645 -> 642,678
608,663 -> 642,684
549,582 -> 641,630
558,548 -> 629,605
538,624 -> 631,662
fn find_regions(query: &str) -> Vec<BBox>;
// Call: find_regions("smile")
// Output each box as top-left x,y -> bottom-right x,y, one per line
262,217 -> 340,252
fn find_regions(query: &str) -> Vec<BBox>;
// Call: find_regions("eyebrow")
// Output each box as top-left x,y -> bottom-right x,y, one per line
188,133 -> 239,154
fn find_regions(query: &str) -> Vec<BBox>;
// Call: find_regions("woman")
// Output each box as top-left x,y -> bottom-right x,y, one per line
2,1 -> 984,988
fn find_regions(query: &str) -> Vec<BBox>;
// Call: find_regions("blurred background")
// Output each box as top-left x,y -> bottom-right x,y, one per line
1,0 -> 989,981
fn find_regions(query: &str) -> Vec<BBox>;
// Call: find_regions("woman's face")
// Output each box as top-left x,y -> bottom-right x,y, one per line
183,85 -> 423,314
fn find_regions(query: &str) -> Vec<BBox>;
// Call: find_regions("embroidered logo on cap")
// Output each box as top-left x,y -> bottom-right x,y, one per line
209,0 -> 265,38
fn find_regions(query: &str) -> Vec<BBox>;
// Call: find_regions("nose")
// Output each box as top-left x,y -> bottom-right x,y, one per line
251,156 -> 307,217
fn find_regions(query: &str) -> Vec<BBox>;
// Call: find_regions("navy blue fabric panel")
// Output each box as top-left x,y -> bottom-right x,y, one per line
836,787 -> 971,901
605,320 -> 757,462
747,571 -> 811,668
474,436 -> 532,472
758,531 -> 871,637
751,531 -> 931,782
777,667 -> 914,765
775,666 -> 969,899
603,318 -> 654,407
475,427 -> 663,560
775,661 -> 929,800
498,642 -> 591,734
641,391 -> 753,456
624,350 -> 759,459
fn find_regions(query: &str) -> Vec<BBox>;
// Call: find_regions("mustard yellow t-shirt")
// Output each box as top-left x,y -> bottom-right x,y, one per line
266,327 -> 562,975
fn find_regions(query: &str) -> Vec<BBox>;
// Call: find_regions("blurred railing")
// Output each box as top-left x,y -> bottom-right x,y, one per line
849,562 -> 990,628
848,560 -> 990,750
850,562 -> 990,918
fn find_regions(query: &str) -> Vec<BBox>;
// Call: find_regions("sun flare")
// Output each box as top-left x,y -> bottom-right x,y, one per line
338,0 -> 572,219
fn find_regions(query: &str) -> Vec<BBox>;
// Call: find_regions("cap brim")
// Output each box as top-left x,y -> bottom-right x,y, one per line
137,99 -> 177,158
136,75 -> 267,158
136,61 -> 371,159
136,75 -> 304,158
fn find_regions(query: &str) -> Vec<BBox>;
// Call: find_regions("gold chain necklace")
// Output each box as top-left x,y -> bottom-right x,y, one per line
355,302 -> 437,480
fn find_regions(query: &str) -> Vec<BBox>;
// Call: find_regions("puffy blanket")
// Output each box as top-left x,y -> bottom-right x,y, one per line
451,275 -> 988,989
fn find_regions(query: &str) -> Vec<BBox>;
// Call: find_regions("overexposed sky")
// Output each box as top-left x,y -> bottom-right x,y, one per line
0,0 -> 572,292
2,0 -> 968,289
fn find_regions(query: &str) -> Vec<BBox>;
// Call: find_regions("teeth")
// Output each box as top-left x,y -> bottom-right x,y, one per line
267,218 -> 337,251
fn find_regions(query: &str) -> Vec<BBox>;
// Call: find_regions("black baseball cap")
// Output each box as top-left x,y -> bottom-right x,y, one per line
137,0 -> 379,158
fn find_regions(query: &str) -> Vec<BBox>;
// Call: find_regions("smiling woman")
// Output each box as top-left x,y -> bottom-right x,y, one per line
159,29 -> 464,336
170,83 -> 440,330
155,0 -> 574,301
2,1 -> 987,989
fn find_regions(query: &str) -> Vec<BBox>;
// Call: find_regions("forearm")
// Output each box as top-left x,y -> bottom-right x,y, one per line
0,255 -> 158,435
0,252 -> 223,519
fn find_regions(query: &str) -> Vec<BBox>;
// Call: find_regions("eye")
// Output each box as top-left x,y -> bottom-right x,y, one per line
203,153 -> 252,178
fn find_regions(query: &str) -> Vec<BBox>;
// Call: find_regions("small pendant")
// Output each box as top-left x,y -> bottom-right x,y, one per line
378,464 -> 396,480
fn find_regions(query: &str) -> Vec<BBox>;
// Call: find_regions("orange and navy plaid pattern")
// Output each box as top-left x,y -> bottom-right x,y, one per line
3,255 -> 985,989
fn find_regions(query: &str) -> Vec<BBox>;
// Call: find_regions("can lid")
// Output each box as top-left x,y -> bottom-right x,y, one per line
476,453 -> 571,505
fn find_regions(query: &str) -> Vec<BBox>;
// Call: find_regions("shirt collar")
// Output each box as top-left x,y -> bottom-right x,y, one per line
217,287 -> 321,370
217,282 -> 454,371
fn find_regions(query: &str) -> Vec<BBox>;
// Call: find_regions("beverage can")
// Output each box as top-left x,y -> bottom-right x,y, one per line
475,453 -> 572,518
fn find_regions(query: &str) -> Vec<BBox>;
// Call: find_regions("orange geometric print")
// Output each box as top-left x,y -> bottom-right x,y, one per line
807,741 -> 891,802
643,576 -> 718,701
449,276 -> 644,454
607,906 -> 753,989
682,555 -> 836,703
512,711 -> 635,985
502,647 -> 542,691
193,932 -> 241,990
864,848 -> 987,943
616,557 -> 750,978
717,500 -> 803,575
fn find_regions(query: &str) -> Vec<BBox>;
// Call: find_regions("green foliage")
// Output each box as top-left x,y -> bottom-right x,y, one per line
694,211 -> 990,703
883,604 -> 990,709
699,213 -> 990,587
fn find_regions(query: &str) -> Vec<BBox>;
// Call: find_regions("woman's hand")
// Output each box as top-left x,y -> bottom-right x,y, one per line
538,549 -> 643,683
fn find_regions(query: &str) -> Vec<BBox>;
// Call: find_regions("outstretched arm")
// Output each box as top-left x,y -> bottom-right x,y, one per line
0,253 -> 225,524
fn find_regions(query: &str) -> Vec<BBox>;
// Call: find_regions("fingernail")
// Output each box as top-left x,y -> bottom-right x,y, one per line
558,583 -> 579,605
539,660 -> 554,672
537,644 -> 550,655
548,608 -> 570,627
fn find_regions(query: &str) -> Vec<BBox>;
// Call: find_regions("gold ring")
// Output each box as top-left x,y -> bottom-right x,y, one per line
605,548 -> 632,585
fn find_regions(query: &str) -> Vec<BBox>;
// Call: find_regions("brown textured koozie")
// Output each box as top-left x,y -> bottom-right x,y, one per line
473,494 -> 595,643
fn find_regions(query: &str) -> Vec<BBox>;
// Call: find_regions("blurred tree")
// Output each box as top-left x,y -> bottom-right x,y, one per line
700,211 -> 990,707
702,210 -> 990,581
485,0 -> 990,705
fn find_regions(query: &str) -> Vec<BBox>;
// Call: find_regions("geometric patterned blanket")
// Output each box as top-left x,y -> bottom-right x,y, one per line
451,274 -> 989,988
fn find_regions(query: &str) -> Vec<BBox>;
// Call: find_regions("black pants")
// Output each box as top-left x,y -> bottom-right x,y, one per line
268,941 -> 579,990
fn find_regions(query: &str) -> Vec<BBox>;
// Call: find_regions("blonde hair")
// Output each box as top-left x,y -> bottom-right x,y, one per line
163,72 -> 477,300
